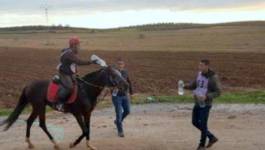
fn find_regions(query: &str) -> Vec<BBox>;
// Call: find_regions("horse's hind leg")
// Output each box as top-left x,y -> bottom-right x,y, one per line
26,109 -> 38,149
39,107 -> 60,150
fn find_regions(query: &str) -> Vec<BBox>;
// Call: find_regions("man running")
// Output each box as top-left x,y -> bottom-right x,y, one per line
112,58 -> 133,137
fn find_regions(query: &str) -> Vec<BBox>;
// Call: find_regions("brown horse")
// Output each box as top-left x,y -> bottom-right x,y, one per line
0,66 -> 128,150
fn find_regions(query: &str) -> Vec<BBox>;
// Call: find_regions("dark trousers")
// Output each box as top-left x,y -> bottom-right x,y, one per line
192,105 -> 215,146
58,73 -> 74,102
112,95 -> 130,133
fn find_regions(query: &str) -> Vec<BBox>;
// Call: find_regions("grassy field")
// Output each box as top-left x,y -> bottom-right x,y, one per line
0,21 -> 265,52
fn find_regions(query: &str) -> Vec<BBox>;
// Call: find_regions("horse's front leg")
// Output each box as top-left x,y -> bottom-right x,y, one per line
70,114 -> 88,149
84,113 -> 96,150
39,108 -> 60,150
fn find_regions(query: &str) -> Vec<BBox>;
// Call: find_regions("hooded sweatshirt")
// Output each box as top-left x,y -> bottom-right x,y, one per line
185,69 -> 221,106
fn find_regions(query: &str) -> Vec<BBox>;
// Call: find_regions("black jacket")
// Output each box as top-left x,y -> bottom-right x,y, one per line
117,69 -> 133,96
59,48 -> 91,75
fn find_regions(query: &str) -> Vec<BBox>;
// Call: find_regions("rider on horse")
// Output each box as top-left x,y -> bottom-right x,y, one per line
56,36 -> 95,111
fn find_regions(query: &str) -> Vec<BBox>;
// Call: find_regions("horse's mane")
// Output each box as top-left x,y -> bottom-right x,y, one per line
82,69 -> 104,82
81,69 -> 105,100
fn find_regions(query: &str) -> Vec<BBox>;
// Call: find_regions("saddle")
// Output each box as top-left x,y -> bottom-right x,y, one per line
47,75 -> 78,104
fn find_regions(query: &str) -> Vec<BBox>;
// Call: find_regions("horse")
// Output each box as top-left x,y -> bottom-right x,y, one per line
0,66 -> 128,150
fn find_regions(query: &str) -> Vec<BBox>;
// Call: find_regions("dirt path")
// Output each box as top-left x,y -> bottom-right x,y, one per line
1,103 -> 265,150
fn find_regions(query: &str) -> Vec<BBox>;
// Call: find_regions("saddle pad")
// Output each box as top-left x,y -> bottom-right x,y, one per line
47,82 -> 78,104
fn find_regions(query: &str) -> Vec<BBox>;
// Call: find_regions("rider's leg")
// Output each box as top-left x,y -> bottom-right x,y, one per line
57,73 -> 73,110
57,87 -> 71,103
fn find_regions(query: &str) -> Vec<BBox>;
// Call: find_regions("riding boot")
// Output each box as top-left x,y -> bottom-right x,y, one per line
56,87 -> 71,111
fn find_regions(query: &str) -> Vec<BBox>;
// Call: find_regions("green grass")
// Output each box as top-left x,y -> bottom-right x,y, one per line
142,90 -> 265,104
0,106 -> 53,117
216,91 -> 265,104
0,109 -> 12,116
1,90 -> 264,116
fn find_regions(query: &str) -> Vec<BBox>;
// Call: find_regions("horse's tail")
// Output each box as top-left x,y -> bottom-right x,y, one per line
0,88 -> 28,131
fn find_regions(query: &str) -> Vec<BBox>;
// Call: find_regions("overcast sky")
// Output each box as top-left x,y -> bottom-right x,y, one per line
0,0 -> 264,28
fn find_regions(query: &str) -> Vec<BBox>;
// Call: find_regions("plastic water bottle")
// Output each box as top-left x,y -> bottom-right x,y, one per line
178,80 -> 185,96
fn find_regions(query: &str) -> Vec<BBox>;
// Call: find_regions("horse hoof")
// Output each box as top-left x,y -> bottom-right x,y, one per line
28,144 -> 35,149
90,147 -> 97,150
54,144 -> 60,150
87,144 -> 97,150
69,143 -> 75,149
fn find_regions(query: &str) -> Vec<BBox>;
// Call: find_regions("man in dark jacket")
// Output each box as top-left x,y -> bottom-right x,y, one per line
185,59 -> 221,150
56,36 -> 95,111
112,58 -> 133,137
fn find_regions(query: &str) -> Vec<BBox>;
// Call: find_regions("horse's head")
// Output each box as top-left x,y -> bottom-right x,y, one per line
100,66 -> 129,92
89,55 -> 128,90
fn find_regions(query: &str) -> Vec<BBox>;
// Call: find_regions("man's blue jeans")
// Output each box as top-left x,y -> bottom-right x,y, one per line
112,95 -> 130,133
192,105 -> 215,146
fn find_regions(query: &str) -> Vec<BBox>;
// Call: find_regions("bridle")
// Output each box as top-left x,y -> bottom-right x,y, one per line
78,77 -> 110,102
76,68 -> 107,89
76,68 -> 119,102
76,77 -> 105,89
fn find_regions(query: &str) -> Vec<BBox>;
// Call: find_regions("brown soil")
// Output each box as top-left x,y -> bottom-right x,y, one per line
0,48 -> 265,107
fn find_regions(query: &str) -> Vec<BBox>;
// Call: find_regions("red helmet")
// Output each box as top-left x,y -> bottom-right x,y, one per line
69,36 -> 80,47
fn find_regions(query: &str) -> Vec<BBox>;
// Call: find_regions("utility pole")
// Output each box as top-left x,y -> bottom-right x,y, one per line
40,0 -> 51,26
40,0 -> 52,46
44,7 -> 49,25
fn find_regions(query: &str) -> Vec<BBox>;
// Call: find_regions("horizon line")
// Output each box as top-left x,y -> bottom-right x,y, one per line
0,20 -> 265,30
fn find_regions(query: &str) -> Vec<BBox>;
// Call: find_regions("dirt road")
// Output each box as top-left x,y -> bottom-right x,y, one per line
1,103 -> 265,150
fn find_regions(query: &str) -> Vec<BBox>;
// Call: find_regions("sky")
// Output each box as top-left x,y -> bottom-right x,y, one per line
0,0 -> 265,28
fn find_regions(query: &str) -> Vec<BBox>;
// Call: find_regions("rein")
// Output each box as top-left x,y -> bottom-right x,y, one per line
76,75 -> 112,102
76,67 -> 123,103
76,77 -> 104,89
